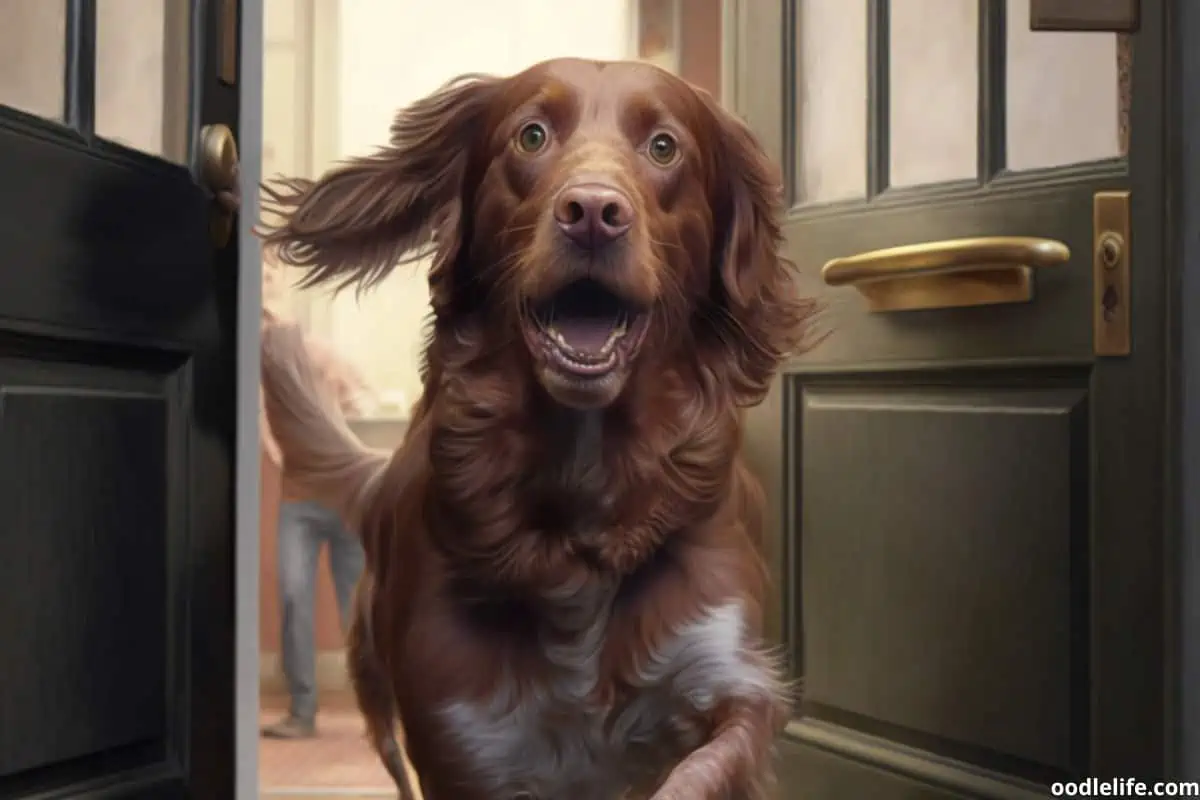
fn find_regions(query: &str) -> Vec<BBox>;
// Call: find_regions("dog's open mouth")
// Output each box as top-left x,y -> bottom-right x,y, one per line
527,278 -> 649,378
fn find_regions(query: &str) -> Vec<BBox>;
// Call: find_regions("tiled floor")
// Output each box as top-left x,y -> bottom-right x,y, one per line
259,692 -> 403,799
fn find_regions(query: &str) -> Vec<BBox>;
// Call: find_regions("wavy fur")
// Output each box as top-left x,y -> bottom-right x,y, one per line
259,58 -> 817,800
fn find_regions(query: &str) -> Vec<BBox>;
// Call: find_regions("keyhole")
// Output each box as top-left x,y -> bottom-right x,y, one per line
1102,285 -> 1120,321
1099,233 -> 1123,270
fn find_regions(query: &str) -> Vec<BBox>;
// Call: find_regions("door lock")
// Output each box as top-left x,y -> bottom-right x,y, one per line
1093,191 -> 1131,356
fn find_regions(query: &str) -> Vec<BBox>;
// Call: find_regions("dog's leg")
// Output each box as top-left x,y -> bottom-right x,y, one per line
650,672 -> 789,800
346,585 -> 419,799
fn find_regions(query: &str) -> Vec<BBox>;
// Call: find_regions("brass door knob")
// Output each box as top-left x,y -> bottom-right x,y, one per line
199,123 -> 239,247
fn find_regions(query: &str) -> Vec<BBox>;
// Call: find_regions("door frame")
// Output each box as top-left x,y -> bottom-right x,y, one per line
235,0 -> 264,797
722,0 -> 1200,782
1175,0 -> 1200,782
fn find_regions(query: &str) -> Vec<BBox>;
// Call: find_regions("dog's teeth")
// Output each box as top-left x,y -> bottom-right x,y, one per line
599,325 -> 628,355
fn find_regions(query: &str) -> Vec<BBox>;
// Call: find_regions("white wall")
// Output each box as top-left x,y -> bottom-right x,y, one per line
309,0 -> 634,414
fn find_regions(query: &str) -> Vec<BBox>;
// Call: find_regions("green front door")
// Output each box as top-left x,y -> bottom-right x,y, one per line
730,0 -> 1172,796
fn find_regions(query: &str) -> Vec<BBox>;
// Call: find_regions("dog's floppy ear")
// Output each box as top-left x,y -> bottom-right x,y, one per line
701,94 -> 819,406
259,74 -> 502,308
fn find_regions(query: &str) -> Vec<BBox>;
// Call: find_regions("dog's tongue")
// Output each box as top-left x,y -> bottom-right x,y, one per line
553,317 -> 615,354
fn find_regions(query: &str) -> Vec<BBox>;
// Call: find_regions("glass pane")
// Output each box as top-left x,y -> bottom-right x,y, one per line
0,1 -> 66,120
1006,0 -> 1121,172
96,0 -> 191,163
635,0 -> 722,98
795,0 -> 868,204
888,0 -> 978,188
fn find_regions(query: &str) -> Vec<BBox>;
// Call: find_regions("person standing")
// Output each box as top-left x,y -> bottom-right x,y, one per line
260,257 -> 375,740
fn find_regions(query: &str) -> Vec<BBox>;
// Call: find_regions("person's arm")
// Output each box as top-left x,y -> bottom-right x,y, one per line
336,358 -> 375,418
259,312 -> 286,466
302,333 -> 376,419
259,385 -> 283,466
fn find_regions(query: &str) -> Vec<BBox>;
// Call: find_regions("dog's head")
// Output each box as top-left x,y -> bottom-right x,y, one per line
262,58 -> 812,410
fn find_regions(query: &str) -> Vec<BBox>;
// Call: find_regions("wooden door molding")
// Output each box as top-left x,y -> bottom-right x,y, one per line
1171,0 -> 1200,783
235,1 -> 266,798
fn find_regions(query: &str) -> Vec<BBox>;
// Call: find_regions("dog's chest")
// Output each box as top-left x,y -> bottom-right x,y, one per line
438,601 -> 763,799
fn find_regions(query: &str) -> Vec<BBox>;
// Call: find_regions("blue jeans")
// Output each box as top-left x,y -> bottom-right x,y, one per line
276,500 -> 364,722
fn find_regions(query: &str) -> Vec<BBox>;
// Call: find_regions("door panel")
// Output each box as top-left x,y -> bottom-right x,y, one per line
797,377 -> 1088,768
0,1 -> 239,797
732,0 -> 1170,796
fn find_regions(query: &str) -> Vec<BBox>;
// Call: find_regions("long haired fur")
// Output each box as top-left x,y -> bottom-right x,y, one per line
260,58 -> 817,800
260,74 -> 501,311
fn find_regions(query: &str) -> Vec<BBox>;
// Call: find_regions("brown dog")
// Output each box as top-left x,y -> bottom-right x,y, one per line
260,57 -> 816,800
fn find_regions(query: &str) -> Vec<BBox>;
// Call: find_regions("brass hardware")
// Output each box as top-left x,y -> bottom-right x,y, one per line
1030,0 -> 1139,32
218,0 -> 238,85
1098,232 -> 1123,270
821,236 -> 1071,313
200,124 -> 239,248
1094,191 -> 1131,356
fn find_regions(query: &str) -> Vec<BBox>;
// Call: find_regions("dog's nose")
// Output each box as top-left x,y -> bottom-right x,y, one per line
553,183 -> 634,249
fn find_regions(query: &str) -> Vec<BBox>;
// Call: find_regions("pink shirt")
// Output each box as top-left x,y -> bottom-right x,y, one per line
260,313 -> 374,495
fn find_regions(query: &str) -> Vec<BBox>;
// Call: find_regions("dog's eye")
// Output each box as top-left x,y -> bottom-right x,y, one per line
646,132 -> 679,166
516,122 -> 549,154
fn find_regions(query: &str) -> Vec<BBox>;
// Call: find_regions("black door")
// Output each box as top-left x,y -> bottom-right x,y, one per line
732,0 -> 1174,796
0,1 -> 240,797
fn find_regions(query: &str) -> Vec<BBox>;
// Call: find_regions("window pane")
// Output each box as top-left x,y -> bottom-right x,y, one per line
95,0 -> 191,163
888,0 -> 978,188
0,1 -> 66,121
1006,0 -> 1121,172
794,0 -> 868,204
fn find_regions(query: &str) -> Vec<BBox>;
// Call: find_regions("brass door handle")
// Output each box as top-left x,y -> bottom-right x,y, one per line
200,123 -> 240,247
821,236 -> 1070,312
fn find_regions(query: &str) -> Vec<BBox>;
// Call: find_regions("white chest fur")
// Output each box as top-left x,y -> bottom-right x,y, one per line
437,598 -> 778,799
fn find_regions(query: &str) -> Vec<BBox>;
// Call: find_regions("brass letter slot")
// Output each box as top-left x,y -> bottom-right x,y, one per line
821,236 -> 1070,313
1094,190 -> 1131,357
1030,0 -> 1139,32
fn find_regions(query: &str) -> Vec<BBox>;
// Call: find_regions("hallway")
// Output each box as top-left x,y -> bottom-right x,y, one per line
259,692 -> 399,798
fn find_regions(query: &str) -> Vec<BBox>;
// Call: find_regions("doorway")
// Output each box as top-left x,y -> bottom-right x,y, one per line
251,0 -> 724,796
2,1 -> 1196,798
